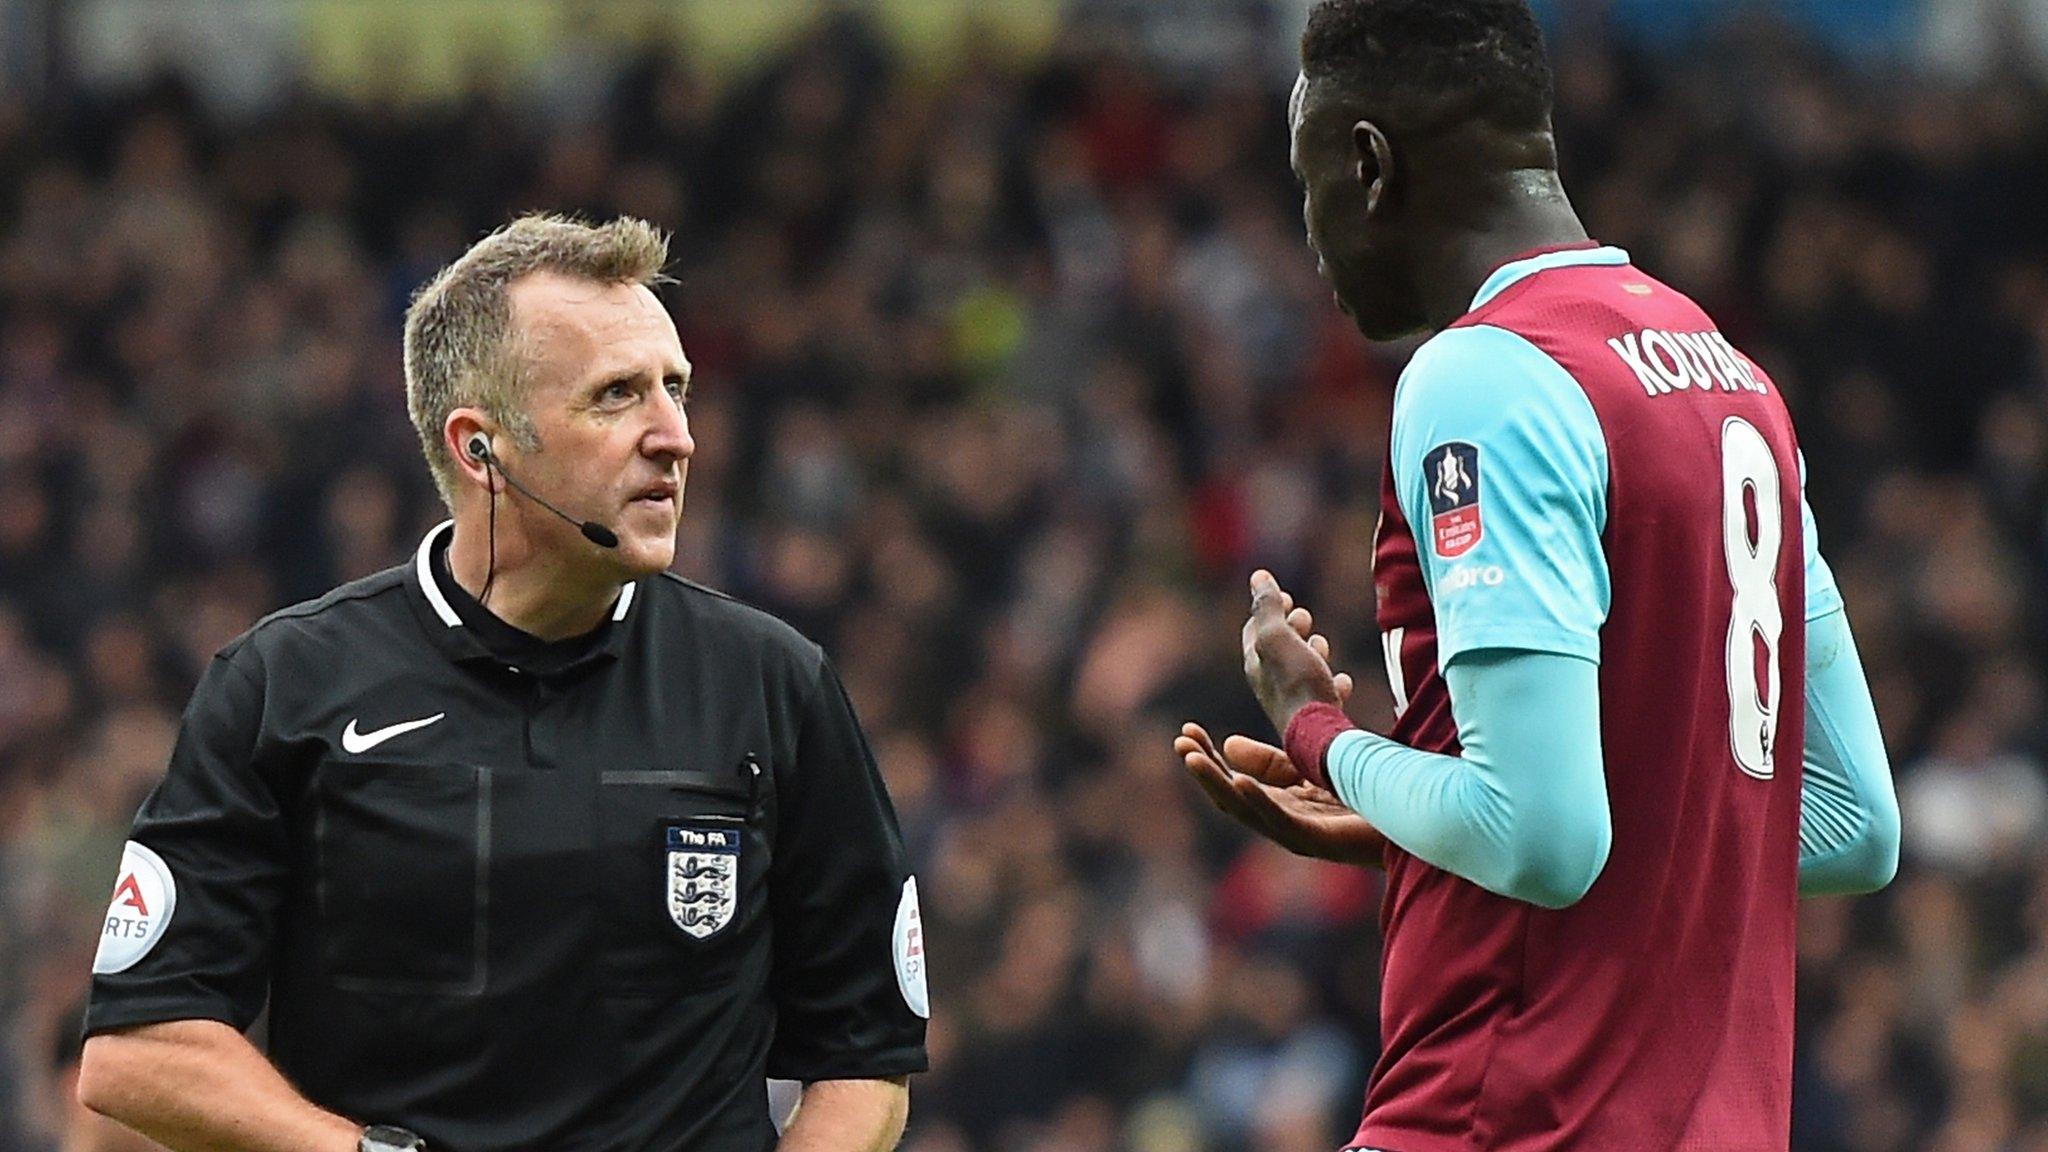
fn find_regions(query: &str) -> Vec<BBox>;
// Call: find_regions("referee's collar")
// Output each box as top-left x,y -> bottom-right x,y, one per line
406,520 -> 640,667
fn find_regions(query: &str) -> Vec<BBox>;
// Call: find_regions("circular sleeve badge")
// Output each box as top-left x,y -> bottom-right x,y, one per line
93,841 -> 178,976
892,877 -> 929,1019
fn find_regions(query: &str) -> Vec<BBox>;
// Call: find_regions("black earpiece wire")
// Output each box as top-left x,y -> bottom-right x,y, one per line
479,449 -> 498,608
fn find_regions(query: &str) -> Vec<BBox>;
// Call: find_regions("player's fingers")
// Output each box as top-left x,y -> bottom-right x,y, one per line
1176,725 -> 1211,767
1254,622 -> 1331,684
1252,608 -> 1311,656
1185,749 -> 1255,821
1231,774 -> 1302,840
1248,570 -> 1291,625
1309,633 -> 1332,661
1287,606 -> 1315,639
1179,726 -> 1239,787
1335,671 -> 1355,702
1222,734 -> 1301,786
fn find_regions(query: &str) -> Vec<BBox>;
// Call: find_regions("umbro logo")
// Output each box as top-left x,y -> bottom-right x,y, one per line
340,713 -> 446,754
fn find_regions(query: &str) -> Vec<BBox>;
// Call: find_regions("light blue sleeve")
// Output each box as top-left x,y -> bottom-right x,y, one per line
1321,616 -> 1897,905
1326,650 -> 1612,909
1798,606 -> 1899,896
1391,324 -> 1610,665
1333,325 -> 1614,907
1344,365 -> 1872,906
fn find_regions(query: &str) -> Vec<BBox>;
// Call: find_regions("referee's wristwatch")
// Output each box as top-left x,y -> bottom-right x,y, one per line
360,1126 -> 426,1152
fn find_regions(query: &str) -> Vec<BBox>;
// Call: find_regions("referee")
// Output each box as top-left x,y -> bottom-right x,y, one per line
76,215 -> 929,1152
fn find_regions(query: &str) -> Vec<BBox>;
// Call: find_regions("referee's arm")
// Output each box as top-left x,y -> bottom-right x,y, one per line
777,1077 -> 909,1152
76,645 -> 364,1152
79,1021 -> 361,1152
766,658 -> 929,1150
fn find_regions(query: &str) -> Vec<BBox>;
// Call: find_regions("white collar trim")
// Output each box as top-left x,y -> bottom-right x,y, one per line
414,520 -> 640,628
415,521 -> 462,628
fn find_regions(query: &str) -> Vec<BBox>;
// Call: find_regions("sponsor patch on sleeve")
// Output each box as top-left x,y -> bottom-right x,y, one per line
93,841 -> 177,975
892,877 -> 929,1019
1423,441 -> 1483,559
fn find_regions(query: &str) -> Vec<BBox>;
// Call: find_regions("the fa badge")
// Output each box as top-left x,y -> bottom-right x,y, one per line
667,825 -> 739,939
1424,442 -> 1483,559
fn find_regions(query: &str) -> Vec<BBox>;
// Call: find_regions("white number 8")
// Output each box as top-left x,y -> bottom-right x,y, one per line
1722,417 -> 1784,779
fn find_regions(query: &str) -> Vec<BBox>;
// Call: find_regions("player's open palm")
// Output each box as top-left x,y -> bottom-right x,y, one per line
1176,722 -> 1386,867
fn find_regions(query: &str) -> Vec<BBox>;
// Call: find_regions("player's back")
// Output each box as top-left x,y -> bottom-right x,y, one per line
1365,246 -> 1806,1151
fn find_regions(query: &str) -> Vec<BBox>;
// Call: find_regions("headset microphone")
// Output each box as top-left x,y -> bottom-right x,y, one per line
466,435 -> 620,549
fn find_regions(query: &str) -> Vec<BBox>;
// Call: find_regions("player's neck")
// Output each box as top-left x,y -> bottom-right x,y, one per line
1420,186 -> 1589,331
447,513 -> 623,641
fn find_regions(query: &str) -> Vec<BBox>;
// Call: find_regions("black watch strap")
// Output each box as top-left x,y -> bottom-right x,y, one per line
359,1126 -> 426,1152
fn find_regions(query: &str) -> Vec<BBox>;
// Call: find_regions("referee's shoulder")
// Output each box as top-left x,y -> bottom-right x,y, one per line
643,571 -> 826,670
213,566 -> 414,672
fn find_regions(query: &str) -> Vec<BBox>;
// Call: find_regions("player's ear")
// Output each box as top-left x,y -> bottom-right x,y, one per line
1354,120 -> 1394,217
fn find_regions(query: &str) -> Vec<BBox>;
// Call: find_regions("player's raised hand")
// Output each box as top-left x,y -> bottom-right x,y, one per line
1175,722 -> 1385,867
1243,570 -> 1346,737
1285,603 -> 1354,704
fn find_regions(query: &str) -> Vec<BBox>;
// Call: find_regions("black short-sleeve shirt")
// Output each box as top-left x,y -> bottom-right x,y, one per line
86,523 -> 929,1152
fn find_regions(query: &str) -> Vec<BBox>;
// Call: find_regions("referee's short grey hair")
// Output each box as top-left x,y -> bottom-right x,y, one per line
403,213 -> 670,505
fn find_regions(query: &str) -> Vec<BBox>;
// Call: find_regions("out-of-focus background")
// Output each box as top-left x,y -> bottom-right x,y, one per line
1,0 -> 2045,1149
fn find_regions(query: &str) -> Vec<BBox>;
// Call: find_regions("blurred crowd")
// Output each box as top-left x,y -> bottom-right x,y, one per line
3,7 -> 2048,1152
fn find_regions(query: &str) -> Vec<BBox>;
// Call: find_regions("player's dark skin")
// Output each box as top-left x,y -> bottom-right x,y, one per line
1177,67 -> 1590,865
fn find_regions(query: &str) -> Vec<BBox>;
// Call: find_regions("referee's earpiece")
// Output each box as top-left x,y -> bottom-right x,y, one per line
462,430 -> 619,549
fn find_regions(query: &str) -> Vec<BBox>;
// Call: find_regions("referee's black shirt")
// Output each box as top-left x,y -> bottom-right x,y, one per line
86,522 -> 929,1151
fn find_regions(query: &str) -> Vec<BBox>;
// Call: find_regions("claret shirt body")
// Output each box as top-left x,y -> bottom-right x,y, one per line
1360,246 -> 1825,1152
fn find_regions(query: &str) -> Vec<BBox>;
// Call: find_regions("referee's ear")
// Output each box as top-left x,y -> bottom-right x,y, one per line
443,409 -> 500,496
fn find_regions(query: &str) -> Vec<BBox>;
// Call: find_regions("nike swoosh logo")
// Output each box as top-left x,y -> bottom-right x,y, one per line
341,713 -> 446,754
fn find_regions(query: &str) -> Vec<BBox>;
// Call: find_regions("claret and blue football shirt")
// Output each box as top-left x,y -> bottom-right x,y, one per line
1321,245 -> 1893,1152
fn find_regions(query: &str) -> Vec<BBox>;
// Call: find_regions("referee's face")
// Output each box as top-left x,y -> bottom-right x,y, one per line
506,272 -> 695,576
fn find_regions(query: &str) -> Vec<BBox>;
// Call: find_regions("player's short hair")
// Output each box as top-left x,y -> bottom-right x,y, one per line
403,213 -> 670,505
1301,0 -> 1554,135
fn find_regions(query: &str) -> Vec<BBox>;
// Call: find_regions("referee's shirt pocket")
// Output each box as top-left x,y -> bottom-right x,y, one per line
596,765 -> 765,993
314,761 -> 490,995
